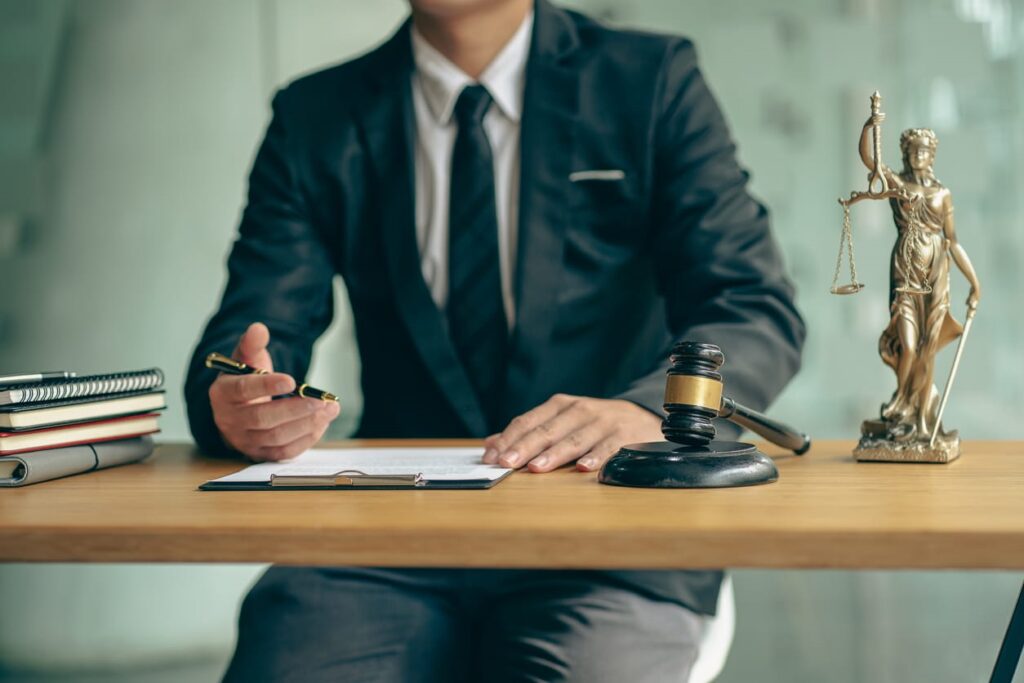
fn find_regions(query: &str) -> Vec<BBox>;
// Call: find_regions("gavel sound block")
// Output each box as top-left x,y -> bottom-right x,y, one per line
599,342 -> 811,488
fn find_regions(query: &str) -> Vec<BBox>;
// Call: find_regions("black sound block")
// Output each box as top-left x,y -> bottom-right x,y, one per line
598,440 -> 779,488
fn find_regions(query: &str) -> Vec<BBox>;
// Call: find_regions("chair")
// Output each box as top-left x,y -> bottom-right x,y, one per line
688,574 -> 736,683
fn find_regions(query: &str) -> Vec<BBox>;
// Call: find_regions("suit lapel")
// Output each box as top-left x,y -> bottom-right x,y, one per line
503,2 -> 581,421
356,25 -> 489,436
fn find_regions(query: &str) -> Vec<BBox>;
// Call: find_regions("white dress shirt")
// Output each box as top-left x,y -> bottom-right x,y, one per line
410,11 -> 534,330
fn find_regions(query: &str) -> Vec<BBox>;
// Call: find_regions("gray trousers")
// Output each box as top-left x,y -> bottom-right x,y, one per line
222,567 -> 703,683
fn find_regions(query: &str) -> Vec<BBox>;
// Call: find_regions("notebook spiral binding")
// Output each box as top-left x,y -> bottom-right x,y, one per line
0,369 -> 165,406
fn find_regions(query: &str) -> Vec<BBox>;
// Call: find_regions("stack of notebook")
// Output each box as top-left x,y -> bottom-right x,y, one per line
0,368 -> 165,487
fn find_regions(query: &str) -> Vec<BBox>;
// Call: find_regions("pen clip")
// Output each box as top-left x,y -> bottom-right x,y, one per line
205,352 -> 268,375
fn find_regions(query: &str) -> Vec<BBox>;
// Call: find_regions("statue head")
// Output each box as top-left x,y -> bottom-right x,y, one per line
900,128 -> 938,176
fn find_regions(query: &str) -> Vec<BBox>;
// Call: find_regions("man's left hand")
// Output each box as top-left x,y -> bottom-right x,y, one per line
482,395 -> 662,473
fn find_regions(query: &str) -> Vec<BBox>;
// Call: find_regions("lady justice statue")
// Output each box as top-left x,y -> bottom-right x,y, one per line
834,93 -> 982,463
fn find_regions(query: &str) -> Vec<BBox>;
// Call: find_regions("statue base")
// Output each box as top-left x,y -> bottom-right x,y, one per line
854,419 -> 961,463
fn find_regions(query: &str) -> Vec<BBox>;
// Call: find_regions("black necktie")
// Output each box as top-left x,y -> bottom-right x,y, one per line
447,84 -> 507,431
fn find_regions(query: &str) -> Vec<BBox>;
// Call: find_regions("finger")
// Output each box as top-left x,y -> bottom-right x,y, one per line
498,401 -> 594,468
225,395 -> 320,431
251,430 -> 322,462
237,402 -> 337,459
481,433 -> 501,463
575,436 -> 626,472
234,322 -> 274,371
527,419 -> 606,473
489,394 -> 575,462
321,400 -> 342,421
212,372 -> 296,405
247,402 -> 336,448
235,322 -> 269,360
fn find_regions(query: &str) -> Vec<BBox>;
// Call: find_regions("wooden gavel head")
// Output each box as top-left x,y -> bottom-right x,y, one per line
661,342 -> 725,447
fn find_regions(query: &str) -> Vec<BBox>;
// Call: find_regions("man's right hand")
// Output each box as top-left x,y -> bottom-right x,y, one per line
209,322 -> 341,461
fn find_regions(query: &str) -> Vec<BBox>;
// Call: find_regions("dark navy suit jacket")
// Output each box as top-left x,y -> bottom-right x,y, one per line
185,1 -> 805,614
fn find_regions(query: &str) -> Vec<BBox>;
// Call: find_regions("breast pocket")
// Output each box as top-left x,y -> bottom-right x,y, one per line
567,171 -> 647,247
558,170 -> 649,309
570,170 -> 632,206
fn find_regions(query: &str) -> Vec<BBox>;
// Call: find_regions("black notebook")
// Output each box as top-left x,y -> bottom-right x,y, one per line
0,369 -> 164,407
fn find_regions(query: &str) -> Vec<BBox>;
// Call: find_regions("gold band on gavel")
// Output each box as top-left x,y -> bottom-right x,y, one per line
663,374 -> 724,412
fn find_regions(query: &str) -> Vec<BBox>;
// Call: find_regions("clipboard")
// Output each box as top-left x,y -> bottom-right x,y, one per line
197,446 -> 514,491
199,469 -> 512,491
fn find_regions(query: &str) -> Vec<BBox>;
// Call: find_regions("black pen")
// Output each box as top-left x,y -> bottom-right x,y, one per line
0,371 -> 77,387
204,352 -> 339,403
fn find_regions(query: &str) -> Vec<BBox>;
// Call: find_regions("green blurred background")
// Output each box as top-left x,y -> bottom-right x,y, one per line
1,0 -> 1022,680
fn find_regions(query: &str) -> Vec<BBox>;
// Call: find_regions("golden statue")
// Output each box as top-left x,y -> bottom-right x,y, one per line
833,92 -> 981,463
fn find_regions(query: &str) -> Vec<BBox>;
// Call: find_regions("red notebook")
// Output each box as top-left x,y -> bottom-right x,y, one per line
0,413 -> 160,455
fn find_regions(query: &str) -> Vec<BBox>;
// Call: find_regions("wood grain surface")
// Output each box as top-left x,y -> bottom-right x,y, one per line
1,440 -> 1022,569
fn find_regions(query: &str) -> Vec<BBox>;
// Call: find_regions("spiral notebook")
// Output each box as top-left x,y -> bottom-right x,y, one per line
0,369 -> 164,407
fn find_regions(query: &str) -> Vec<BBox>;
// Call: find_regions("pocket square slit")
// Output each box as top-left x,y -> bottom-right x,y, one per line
569,169 -> 626,182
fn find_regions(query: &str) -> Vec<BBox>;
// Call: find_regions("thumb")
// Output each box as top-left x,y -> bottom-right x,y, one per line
234,322 -> 273,370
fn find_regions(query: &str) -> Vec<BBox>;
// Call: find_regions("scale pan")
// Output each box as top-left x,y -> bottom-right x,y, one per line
830,283 -> 865,295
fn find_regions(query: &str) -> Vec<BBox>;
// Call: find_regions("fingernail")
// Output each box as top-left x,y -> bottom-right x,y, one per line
578,458 -> 595,470
501,451 -> 520,468
274,380 -> 292,393
533,455 -> 549,469
483,448 -> 497,463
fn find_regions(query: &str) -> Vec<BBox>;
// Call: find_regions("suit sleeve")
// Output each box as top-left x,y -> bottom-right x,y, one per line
184,89 -> 337,457
615,41 -> 805,436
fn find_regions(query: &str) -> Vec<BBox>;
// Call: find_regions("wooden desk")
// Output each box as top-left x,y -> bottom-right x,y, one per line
1,440 -> 1022,569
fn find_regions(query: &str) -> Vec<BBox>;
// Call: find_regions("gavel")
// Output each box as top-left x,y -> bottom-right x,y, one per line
599,341 -> 810,488
661,342 -> 810,454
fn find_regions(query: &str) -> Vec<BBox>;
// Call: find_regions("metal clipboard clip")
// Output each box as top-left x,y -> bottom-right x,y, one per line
270,469 -> 424,488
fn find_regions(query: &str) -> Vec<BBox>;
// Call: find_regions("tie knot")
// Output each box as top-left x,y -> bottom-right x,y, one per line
453,84 -> 493,126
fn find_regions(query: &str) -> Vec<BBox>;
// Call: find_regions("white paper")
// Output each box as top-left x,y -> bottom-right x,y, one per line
207,447 -> 510,484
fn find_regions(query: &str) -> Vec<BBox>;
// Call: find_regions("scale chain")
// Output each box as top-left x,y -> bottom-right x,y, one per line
846,205 -> 859,285
831,203 -> 860,293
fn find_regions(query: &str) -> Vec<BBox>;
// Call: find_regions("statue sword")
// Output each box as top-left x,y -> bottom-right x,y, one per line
930,305 -> 977,448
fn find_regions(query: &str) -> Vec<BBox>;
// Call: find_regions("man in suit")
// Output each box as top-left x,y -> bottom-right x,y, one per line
186,0 -> 805,680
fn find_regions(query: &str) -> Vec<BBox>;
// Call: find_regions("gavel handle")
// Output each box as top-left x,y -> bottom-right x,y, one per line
719,397 -> 811,455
